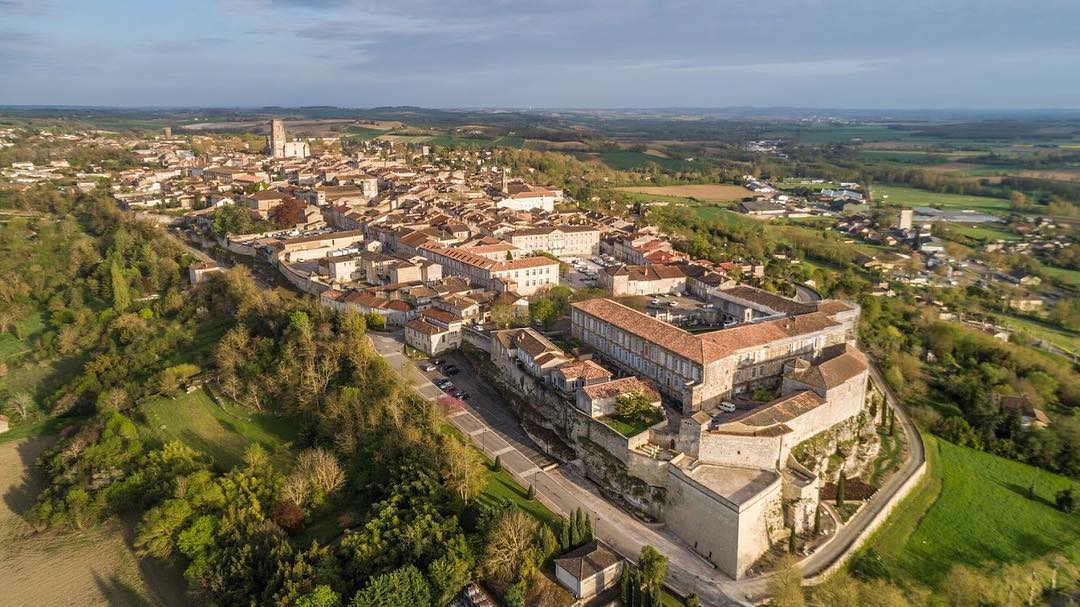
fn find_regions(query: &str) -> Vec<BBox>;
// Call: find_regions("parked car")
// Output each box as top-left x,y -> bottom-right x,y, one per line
441,383 -> 456,393
422,364 -> 437,372
436,379 -> 452,389
650,299 -> 661,306
453,391 -> 469,400
431,358 -> 444,365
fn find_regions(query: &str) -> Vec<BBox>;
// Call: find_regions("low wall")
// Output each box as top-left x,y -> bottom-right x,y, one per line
275,258 -> 330,295
463,326 -> 491,353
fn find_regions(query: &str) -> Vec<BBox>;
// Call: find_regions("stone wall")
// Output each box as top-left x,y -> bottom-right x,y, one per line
697,432 -> 784,469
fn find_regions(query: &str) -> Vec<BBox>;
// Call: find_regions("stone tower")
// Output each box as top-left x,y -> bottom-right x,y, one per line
501,169 -> 509,194
269,119 -> 287,158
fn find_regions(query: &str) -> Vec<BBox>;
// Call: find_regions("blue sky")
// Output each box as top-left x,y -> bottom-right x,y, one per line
2,0 -> 1079,108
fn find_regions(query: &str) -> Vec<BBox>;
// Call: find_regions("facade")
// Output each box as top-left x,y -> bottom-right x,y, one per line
419,244 -> 559,296
599,263 -> 687,296
188,261 -> 224,284
404,308 -> 463,356
504,226 -> 600,257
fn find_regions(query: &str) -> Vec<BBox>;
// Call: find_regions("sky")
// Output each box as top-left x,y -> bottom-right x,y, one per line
2,0 -> 1080,109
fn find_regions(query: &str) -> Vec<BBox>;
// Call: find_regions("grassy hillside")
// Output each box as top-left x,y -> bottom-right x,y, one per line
864,434 -> 1080,588
140,387 -> 299,470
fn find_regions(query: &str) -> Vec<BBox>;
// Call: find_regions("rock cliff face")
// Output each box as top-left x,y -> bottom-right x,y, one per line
469,346 -> 669,518
790,391 -> 880,483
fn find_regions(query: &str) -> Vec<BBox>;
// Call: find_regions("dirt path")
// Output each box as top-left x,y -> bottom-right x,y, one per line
0,437 -> 191,607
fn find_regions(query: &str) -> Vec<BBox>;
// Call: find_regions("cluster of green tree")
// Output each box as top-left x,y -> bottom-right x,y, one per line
0,188 -> 199,420
619,545 -> 669,607
859,293 -> 1080,478
212,203 -> 272,236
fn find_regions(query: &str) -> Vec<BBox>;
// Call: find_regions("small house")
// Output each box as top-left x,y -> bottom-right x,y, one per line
554,540 -> 624,600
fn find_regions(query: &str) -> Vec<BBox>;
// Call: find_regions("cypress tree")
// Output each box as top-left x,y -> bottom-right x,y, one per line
559,518 -> 570,551
621,566 -> 633,606
788,526 -> 797,553
836,471 -> 846,507
492,455 -> 501,472
648,584 -> 661,607
570,510 -> 582,547
813,504 -> 822,535
889,410 -> 896,436
527,484 -> 535,500
584,513 -> 594,542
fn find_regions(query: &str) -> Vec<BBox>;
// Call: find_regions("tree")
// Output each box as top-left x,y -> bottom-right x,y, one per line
767,556 -> 805,607
6,391 -> 33,420
683,593 -> 700,607
526,484 -> 536,501
110,257 -> 130,312
135,498 -> 193,558
441,438 -> 485,505
621,567 -> 633,606
615,391 -> 656,423
492,455 -> 502,472
1056,488 -> 1077,513
583,513 -> 594,542
809,571 -> 859,607
813,505 -> 822,535
941,565 -> 985,607
483,510 -> 539,583
888,410 -> 896,436
1008,190 -> 1028,211
637,545 -> 668,597
271,500 -> 306,533
271,197 -> 308,229
559,518 -> 570,551
350,564 -> 431,607
788,526 -> 797,554
295,585 -> 342,607
364,312 -> 386,331
836,471 -> 846,507
212,203 -> 255,236
538,525 -> 558,560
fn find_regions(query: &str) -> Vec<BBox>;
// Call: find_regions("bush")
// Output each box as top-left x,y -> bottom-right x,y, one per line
1056,488 -> 1077,513
850,548 -> 891,581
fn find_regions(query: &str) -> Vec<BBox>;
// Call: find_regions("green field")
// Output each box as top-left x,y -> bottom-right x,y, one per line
478,465 -> 559,529
997,313 -> 1079,354
863,435 -> 1080,588
871,185 -> 1011,215
596,151 -> 705,171
946,224 -> 1021,242
1042,265 -> 1080,288
140,388 -> 299,470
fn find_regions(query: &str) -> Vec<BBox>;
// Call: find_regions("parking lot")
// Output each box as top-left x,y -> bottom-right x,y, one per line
561,255 -> 615,289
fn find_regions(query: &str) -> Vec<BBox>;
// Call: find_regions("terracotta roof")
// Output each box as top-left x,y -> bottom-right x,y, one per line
572,298 -> 707,363
582,376 -> 660,402
421,308 -> 460,325
556,359 -> 612,381
554,541 -> 621,581
405,318 -> 443,335
787,349 -> 867,390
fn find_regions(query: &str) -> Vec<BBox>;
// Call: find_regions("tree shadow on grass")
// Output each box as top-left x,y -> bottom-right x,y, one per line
993,479 -> 1057,509
93,572 -> 155,607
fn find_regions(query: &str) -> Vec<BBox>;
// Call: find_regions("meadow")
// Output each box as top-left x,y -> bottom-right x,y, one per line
863,435 -> 1080,588
140,387 -> 299,470
871,184 -> 1012,214
596,151 -> 706,171
617,184 -> 750,202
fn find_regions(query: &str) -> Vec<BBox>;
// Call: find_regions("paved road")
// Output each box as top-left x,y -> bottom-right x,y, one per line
367,333 -> 744,606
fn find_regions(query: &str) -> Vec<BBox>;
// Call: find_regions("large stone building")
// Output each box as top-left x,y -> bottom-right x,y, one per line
503,225 -> 600,257
570,297 -> 855,414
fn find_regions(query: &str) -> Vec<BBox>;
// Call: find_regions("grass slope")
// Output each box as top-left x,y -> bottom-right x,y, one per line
140,387 -> 299,470
865,434 -> 1080,588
